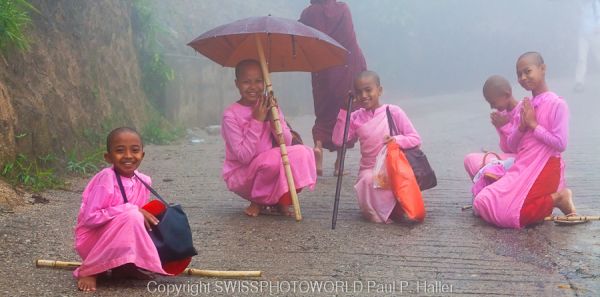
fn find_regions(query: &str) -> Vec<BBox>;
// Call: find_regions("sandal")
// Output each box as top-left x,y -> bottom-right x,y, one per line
553,213 -> 590,226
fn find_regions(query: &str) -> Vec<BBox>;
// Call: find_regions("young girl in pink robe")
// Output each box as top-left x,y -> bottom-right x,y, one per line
333,71 -> 421,223
464,75 -> 519,180
221,60 -> 317,217
473,52 -> 577,228
74,127 -> 168,292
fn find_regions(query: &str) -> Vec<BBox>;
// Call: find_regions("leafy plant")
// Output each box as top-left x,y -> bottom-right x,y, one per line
1,153 -> 62,192
131,0 -> 175,112
141,113 -> 183,145
65,147 -> 105,176
0,0 -> 39,53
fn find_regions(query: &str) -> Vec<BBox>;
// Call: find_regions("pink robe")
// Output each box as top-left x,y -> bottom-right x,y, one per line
299,0 -> 367,151
473,92 -> 569,228
74,167 -> 168,277
332,104 -> 421,223
464,108 -> 518,179
221,102 -> 317,205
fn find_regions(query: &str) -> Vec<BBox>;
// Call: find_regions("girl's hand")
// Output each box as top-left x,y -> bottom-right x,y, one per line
252,93 -> 272,122
490,111 -> 509,128
139,208 -> 159,231
521,99 -> 538,130
383,135 -> 394,144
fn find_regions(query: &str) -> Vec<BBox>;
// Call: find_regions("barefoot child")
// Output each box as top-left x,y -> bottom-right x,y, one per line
74,127 -> 168,291
332,70 -> 422,223
221,59 -> 317,217
473,52 -> 577,228
464,75 -> 518,180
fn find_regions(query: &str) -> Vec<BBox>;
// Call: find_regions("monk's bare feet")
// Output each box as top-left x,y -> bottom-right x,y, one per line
277,204 -> 293,217
77,275 -> 97,292
314,147 -> 323,176
552,188 -> 576,215
244,202 -> 261,217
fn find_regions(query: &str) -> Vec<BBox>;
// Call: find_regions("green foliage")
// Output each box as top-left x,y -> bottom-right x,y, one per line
132,0 -> 175,112
1,153 -> 63,192
0,0 -> 39,53
141,113 -> 183,145
65,147 -> 106,176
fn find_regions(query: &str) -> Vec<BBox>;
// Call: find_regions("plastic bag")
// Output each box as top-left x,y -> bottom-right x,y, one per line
373,145 -> 389,189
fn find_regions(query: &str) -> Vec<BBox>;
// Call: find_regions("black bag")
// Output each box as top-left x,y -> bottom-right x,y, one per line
386,106 -> 437,190
115,170 -> 198,263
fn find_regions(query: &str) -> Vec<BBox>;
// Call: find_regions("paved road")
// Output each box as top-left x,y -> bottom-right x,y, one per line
0,79 -> 598,296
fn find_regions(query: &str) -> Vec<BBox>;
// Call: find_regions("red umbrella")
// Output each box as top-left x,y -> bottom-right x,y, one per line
187,16 -> 347,72
188,16 -> 348,221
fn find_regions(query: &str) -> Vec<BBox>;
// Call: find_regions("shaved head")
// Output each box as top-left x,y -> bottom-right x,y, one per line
235,59 -> 261,79
483,75 -> 512,98
517,51 -> 544,66
355,70 -> 381,86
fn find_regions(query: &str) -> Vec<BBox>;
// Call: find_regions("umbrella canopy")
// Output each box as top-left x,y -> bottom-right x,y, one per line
187,16 -> 348,72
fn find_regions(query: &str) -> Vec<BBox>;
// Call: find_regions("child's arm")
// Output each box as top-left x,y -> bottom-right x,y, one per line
497,125 -> 514,153
332,108 -> 358,147
390,107 -> 421,149
79,185 -> 137,228
531,100 -> 569,152
491,111 -> 514,153
222,110 -> 265,164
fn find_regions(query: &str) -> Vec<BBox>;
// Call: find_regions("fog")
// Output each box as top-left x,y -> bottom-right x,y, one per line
155,1 -> 586,124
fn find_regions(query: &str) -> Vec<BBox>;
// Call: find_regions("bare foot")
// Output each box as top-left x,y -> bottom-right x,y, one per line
277,204 -> 293,217
244,202 -> 261,217
552,188 -> 576,215
77,275 -> 97,292
314,147 -> 323,176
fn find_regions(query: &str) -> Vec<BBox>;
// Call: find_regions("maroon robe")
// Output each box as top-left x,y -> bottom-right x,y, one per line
300,0 -> 367,151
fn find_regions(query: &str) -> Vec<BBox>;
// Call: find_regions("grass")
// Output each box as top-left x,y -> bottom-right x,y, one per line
1,153 -> 63,192
0,0 -> 39,53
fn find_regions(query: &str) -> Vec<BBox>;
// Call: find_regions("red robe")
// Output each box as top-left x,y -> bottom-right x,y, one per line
300,0 -> 367,150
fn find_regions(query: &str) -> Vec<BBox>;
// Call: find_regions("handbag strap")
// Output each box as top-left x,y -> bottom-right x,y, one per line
386,106 -> 399,136
134,173 -> 170,207
113,169 -> 169,206
114,169 -> 128,203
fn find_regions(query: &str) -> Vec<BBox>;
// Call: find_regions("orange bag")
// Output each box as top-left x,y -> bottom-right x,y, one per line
385,141 -> 426,222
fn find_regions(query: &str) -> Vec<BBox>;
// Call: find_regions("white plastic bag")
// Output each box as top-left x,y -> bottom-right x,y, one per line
372,146 -> 389,189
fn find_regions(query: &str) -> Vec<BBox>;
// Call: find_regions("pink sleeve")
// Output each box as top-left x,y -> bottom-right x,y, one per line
332,109 -> 358,147
79,185 -> 137,228
222,110 -> 265,164
272,108 -> 292,146
390,107 -> 421,149
506,106 -> 524,152
532,101 -> 569,152
496,124 -> 514,153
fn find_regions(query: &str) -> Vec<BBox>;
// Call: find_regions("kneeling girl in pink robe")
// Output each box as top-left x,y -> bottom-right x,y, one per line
333,71 -> 421,223
473,52 -> 577,228
74,127 -> 168,292
464,75 -> 519,180
221,60 -> 317,217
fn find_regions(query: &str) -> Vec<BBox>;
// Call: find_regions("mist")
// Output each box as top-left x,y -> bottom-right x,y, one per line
154,1 -> 584,125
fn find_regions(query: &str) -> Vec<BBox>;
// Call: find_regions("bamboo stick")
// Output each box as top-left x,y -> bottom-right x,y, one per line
35,260 -> 261,278
255,34 -> 302,221
544,215 -> 600,222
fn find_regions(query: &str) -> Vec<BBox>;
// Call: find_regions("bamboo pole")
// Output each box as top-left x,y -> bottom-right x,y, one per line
35,260 -> 261,278
255,34 -> 302,221
544,215 -> 600,222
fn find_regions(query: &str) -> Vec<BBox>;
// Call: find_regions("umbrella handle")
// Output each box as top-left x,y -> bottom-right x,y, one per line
332,92 -> 354,229
255,34 -> 302,221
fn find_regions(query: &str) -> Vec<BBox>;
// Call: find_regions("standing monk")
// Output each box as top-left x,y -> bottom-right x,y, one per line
300,0 -> 367,176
